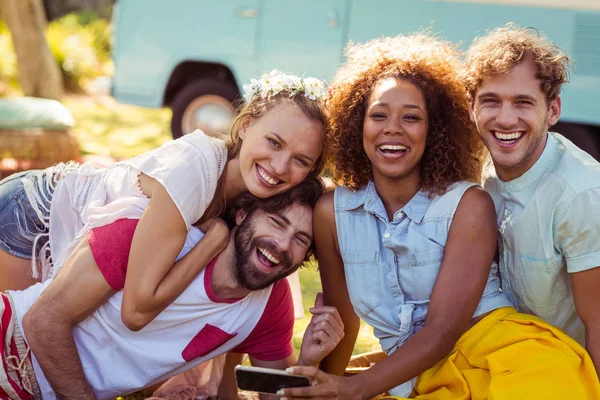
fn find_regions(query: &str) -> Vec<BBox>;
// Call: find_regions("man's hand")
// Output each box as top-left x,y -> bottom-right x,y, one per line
298,293 -> 344,367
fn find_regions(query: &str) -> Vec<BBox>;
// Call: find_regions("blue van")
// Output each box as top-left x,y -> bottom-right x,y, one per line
110,0 -> 600,159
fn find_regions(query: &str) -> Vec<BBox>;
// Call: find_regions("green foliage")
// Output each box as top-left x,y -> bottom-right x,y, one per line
47,12 -> 112,90
0,12 -> 112,95
0,21 -> 19,95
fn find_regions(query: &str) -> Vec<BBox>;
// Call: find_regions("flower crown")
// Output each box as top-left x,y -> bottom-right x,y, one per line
242,70 -> 327,102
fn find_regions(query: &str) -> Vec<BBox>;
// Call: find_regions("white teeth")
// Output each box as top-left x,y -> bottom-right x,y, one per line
257,166 -> 279,186
494,131 -> 523,141
258,247 -> 280,265
379,144 -> 408,151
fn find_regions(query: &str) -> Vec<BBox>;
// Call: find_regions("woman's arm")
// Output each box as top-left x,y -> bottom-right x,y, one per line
313,191 -> 361,376
283,186 -> 499,399
121,175 -> 229,331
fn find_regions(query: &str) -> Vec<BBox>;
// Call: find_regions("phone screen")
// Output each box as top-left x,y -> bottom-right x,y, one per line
235,366 -> 310,394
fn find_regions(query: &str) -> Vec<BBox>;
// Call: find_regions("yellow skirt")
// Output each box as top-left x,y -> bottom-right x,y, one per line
386,307 -> 600,400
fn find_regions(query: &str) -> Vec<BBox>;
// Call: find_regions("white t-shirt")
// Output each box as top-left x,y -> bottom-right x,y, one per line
46,130 -> 227,279
9,228 -> 295,400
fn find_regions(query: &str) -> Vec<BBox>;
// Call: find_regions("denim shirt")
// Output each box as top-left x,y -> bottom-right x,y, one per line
334,181 -> 511,356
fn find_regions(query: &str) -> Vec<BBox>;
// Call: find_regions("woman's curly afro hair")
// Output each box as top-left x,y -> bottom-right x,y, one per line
327,32 -> 484,194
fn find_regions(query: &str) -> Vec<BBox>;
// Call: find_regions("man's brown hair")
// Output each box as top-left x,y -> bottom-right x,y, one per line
463,23 -> 572,104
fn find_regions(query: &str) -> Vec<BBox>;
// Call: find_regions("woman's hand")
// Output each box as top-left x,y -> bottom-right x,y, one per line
278,366 -> 363,400
198,217 -> 230,253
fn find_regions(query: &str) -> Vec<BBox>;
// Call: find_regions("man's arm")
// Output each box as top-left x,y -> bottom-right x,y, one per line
22,238 -> 115,400
217,292 -> 344,399
571,267 -> 600,377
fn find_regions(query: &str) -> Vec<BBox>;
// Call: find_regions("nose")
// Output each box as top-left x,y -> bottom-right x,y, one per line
496,102 -> 519,128
274,232 -> 293,254
384,117 -> 403,135
270,153 -> 290,176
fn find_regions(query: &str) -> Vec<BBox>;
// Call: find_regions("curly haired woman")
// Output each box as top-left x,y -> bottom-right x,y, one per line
279,33 -> 600,399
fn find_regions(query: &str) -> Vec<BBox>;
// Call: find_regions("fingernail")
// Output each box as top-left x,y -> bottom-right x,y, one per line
276,389 -> 285,395
285,367 -> 295,373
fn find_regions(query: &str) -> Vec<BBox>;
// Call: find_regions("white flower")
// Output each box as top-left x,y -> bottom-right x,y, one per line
303,77 -> 326,100
242,69 -> 326,102
243,78 -> 261,102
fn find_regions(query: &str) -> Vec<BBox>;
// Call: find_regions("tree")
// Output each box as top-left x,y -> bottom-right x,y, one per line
1,0 -> 64,99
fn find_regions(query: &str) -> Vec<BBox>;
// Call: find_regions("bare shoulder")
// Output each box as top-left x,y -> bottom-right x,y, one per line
455,185 -> 495,220
314,190 -> 335,217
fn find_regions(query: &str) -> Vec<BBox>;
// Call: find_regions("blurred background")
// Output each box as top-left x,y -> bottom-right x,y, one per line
0,1 -> 599,393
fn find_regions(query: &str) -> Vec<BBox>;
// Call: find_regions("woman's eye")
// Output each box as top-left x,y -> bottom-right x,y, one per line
267,138 -> 281,148
296,158 -> 310,167
370,113 -> 386,119
404,115 -> 420,121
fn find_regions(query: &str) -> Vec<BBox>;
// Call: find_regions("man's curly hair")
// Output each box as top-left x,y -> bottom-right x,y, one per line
327,32 -> 484,193
463,23 -> 571,104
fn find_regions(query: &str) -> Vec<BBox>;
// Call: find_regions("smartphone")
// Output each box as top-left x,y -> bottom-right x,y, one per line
235,365 -> 310,394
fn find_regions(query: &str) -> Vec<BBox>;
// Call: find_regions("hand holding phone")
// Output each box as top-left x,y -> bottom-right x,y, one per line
235,365 -> 310,394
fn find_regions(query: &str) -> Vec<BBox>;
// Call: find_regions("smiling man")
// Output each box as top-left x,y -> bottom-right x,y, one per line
464,24 -> 600,374
0,177 -> 344,399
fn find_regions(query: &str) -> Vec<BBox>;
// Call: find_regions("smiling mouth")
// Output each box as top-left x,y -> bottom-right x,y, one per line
257,247 -> 281,268
256,165 -> 281,187
377,143 -> 408,157
493,131 -> 524,145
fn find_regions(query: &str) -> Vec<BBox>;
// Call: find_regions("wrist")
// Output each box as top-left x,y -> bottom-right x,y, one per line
297,352 -> 317,368
347,374 -> 368,400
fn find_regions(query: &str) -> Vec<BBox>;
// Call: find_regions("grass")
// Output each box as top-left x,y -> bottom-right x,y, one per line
62,94 -> 380,398
63,95 -> 172,160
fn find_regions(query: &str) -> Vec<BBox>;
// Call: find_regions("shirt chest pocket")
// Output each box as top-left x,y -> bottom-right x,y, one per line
343,250 -> 381,316
514,256 -> 567,319
405,248 -> 444,301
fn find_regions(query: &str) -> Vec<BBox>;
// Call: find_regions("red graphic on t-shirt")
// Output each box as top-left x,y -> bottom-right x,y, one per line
182,324 -> 237,361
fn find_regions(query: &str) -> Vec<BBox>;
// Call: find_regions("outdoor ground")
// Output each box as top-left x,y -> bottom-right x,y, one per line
62,94 -> 381,398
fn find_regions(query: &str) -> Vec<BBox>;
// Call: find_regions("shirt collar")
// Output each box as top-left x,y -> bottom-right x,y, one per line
340,180 -> 432,224
499,132 -> 558,192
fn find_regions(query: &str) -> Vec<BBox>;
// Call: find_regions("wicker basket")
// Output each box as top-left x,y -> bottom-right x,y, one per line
0,128 -> 80,179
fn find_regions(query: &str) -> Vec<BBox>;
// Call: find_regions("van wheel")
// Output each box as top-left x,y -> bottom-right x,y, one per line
170,80 -> 239,139
553,122 -> 600,162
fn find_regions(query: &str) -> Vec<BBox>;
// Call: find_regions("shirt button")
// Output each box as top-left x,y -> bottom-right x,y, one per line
383,232 -> 390,239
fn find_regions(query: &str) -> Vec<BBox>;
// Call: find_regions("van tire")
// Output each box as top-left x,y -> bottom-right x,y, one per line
170,79 -> 239,139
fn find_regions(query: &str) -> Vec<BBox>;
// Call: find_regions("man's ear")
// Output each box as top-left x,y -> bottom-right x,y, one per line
238,117 -> 252,140
469,99 -> 476,123
235,209 -> 248,226
548,96 -> 562,127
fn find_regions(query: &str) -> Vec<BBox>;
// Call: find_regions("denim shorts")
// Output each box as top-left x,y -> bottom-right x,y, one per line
0,171 -> 51,259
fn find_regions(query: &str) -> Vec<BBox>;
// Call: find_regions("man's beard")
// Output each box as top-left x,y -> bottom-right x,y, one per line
233,217 -> 296,291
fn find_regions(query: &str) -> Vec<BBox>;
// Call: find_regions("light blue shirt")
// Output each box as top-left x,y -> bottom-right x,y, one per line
484,132 -> 600,345
334,181 -> 511,395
